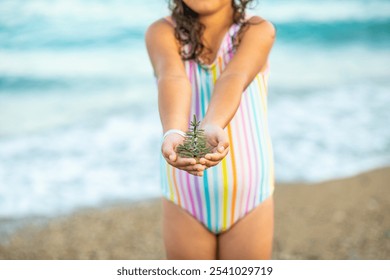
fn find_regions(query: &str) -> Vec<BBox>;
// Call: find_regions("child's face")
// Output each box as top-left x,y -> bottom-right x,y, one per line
182,0 -> 232,16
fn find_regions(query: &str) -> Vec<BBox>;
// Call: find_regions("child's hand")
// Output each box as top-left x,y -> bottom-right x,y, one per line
162,133 -> 206,176
199,123 -> 229,168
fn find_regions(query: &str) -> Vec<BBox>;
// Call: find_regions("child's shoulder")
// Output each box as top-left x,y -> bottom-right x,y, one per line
146,17 -> 174,34
244,15 -> 276,40
144,17 -> 180,55
145,17 -> 175,43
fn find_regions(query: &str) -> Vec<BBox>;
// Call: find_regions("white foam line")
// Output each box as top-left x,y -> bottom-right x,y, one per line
0,49 -> 153,78
1,0 -> 168,25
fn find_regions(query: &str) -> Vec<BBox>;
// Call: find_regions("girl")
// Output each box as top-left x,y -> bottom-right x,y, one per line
145,0 -> 276,260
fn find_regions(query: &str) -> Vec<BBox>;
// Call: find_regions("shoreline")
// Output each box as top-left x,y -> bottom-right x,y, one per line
0,166 -> 389,259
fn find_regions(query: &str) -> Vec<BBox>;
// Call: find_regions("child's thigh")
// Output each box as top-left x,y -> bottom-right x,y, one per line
217,196 -> 274,260
162,198 -> 217,260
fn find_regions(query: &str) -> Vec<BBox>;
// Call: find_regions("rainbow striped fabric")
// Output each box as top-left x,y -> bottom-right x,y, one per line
161,21 -> 275,234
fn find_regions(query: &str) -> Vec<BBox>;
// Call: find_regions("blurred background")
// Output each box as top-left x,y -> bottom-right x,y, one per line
0,0 -> 389,227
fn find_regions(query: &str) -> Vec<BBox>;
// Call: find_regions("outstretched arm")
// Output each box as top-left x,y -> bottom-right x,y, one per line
203,17 -> 276,128
145,19 -> 205,176
145,19 -> 191,133
200,17 -> 276,167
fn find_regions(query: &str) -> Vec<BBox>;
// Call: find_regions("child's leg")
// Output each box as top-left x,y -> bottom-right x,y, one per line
162,198 -> 217,259
217,196 -> 274,260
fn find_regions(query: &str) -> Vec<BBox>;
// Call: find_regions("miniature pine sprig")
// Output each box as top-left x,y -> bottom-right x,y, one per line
176,114 -> 212,159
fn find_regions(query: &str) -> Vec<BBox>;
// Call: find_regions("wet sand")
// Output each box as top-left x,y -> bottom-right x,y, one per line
0,167 -> 389,259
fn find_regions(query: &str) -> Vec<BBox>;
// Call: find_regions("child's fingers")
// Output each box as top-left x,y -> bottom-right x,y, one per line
187,170 -> 204,177
161,144 -> 176,162
199,158 -> 216,167
201,147 -> 229,166
200,158 -> 220,167
173,157 -> 197,167
217,142 -> 229,153
165,160 -> 204,176
218,141 -> 229,151
164,152 -> 177,163
179,163 -> 205,172
205,147 -> 229,161
217,132 -> 229,150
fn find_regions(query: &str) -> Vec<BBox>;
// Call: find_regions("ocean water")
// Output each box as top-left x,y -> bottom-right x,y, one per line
0,0 -> 389,218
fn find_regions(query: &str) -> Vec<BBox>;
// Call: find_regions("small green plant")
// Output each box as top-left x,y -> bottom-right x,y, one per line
176,114 -> 212,159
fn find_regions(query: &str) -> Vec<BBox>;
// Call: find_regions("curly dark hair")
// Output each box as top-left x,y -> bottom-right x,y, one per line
169,0 -> 256,63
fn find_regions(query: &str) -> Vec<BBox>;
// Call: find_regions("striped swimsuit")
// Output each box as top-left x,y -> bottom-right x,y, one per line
160,18 -> 275,234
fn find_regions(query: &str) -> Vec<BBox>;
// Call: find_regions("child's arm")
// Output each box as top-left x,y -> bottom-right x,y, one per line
200,17 -> 276,166
203,17 -> 276,128
145,19 -> 191,133
145,19 -> 204,176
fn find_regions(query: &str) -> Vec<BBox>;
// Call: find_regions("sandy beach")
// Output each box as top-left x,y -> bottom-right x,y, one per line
0,167 -> 389,260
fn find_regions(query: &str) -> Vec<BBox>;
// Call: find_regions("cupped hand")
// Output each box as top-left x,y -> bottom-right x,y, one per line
161,133 -> 206,176
198,123 -> 229,168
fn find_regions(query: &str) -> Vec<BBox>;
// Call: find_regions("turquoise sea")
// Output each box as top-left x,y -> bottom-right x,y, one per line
0,0 -> 389,218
